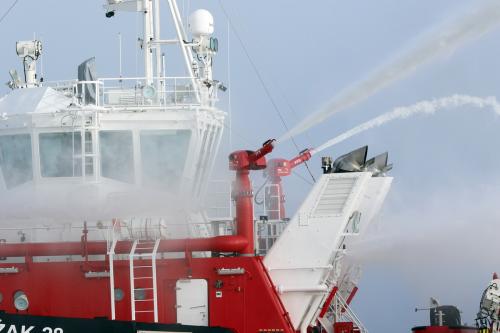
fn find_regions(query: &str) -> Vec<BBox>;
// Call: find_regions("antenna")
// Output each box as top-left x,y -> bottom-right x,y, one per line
103,0 -> 208,103
40,49 -> 44,83
189,9 -> 217,84
118,32 -> 123,81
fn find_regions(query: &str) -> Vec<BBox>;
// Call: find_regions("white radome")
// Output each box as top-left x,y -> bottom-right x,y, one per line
188,9 -> 214,37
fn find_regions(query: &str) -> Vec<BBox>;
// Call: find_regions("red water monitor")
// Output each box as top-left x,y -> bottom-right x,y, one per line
263,148 -> 312,220
229,139 -> 275,255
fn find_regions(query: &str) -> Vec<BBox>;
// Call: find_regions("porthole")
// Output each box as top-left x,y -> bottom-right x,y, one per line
114,288 -> 124,302
13,290 -> 29,311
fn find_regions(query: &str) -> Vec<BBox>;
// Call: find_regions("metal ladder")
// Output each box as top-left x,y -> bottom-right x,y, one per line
264,183 -> 282,220
108,220 -> 121,320
71,111 -> 98,181
108,237 -> 118,320
129,239 -> 161,322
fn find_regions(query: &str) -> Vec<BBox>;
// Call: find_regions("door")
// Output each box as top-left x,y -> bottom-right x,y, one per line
176,279 -> 208,326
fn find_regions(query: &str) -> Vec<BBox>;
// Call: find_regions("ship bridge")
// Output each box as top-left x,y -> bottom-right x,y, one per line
0,2 -> 227,229
0,80 -> 223,196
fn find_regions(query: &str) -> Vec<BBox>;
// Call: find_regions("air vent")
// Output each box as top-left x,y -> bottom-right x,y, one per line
312,177 -> 357,217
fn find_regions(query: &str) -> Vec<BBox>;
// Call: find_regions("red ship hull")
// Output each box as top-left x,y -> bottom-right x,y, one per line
0,256 -> 294,333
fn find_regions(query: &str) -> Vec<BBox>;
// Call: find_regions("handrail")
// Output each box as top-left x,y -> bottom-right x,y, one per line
44,76 -> 212,108
44,76 -> 196,86
331,293 -> 368,333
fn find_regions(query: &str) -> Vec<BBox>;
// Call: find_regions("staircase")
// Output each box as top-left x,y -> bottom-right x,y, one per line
318,292 -> 367,333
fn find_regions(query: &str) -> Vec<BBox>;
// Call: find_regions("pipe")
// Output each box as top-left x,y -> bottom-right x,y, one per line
319,286 -> 338,318
276,284 -> 329,294
0,235 -> 249,257
234,169 -> 254,255
229,139 -> 275,255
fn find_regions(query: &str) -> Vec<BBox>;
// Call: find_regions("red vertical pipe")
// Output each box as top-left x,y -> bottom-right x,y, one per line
235,169 -> 255,255
229,139 -> 275,255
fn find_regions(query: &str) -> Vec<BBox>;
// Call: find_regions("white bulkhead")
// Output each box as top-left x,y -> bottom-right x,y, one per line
264,172 -> 392,332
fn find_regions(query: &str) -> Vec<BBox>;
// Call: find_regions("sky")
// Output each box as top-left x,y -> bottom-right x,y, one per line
1,0 -> 500,332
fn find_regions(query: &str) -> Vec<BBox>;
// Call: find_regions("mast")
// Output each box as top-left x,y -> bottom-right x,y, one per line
104,0 -> 201,102
143,0 -> 154,85
153,0 -> 163,92
165,0 -> 200,103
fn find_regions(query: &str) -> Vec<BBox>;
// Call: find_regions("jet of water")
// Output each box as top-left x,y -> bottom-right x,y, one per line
311,95 -> 500,155
279,0 -> 500,144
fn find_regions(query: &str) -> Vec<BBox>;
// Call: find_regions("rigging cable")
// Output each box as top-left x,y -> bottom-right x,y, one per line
254,179 -> 268,205
227,19 -> 232,151
0,0 -> 19,25
217,0 -> 315,183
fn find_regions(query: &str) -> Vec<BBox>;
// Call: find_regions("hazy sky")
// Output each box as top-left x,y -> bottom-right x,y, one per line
1,1 -> 500,332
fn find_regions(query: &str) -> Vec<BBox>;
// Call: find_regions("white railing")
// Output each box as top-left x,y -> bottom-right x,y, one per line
107,218 -> 235,241
204,180 -> 233,220
263,183 -> 282,220
45,76 -> 211,108
0,219 -> 235,244
0,224 -> 105,245
0,218 -> 288,255
255,220 -> 288,255
100,77 -> 200,107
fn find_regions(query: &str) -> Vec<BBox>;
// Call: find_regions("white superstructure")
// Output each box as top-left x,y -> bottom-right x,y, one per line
264,171 -> 392,333
0,1 -> 226,240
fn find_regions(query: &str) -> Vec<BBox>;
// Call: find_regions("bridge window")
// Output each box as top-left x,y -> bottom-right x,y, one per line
0,134 -> 33,189
39,132 -> 93,177
140,130 -> 191,190
100,130 -> 134,183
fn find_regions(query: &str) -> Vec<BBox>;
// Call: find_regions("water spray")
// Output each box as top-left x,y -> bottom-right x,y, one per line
279,0 -> 500,143
313,95 -> 500,155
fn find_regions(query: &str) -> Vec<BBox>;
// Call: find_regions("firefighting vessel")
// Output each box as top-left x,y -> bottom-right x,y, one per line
0,1 -> 394,333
